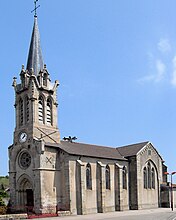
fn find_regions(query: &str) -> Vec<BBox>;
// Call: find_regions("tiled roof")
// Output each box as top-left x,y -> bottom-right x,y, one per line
46,141 -> 126,160
116,141 -> 149,157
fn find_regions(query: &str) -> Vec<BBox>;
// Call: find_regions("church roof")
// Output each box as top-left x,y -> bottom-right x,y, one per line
26,16 -> 44,75
46,140 -> 164,161
46,141 -> 127,160
116,141 -> 149,157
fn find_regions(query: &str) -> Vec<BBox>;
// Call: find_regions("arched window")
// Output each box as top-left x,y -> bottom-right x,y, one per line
143,167 -> 147,189
147,162 -> 151,189
152,167 -> 155,189
38,96 -> 44,124
25,96 -> 29,123
122,166 -> 127,189
86,163 -> 92,190
43,73 -> 47,87
19,98 -> 24,126
105,165 -> 110,189
46,98 -> 52,125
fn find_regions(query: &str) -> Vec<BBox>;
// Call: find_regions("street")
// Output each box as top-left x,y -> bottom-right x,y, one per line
36,209 -> 176,220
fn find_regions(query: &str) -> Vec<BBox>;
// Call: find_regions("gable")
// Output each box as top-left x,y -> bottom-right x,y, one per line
116,141 -> 149,157
137,142 -> 164,161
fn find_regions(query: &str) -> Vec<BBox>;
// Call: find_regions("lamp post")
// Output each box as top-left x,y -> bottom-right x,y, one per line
164,171 -> 176,211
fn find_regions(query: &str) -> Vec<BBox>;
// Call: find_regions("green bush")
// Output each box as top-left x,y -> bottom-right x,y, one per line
0,191 -> 8,198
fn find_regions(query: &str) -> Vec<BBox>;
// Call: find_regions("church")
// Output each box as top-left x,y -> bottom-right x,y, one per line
8,10 -> 168,215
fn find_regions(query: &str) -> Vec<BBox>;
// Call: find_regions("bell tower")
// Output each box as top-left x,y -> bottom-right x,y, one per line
12,15 -> 60,145
9,7 -> 60,213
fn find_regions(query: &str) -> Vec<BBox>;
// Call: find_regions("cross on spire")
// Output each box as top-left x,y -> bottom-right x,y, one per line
31,0 -> 40,17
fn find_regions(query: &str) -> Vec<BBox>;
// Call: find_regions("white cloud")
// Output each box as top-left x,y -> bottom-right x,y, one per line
157,38 -> 171,53
171,56 -> 176,86
155,59 -> 166,82
137,38 -> 176,87
138,59 -> 166,84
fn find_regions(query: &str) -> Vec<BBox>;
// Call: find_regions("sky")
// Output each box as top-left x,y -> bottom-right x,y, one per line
1,0 -> 176,182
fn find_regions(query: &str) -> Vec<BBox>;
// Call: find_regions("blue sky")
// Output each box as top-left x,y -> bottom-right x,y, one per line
1,0 -> 176,181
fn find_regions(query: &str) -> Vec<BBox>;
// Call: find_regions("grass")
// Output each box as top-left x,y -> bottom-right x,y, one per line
0,176 -> 9,190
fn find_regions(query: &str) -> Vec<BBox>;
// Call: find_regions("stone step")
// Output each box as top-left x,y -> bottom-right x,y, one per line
0,213 -> 27,219
57,211 -> 71,217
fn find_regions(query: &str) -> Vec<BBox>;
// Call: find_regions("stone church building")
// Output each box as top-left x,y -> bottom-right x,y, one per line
8,14 -> 167,215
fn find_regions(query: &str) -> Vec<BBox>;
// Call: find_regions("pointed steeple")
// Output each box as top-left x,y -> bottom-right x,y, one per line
26,16 -> 44,76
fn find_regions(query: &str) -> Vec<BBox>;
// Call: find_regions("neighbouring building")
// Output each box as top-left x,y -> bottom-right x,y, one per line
9,12 -> 168,215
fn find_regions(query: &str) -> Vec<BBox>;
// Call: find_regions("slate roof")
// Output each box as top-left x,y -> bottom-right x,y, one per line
26,16 -> 44,75
45,140 -> 158,160
46,141 -> 126,160
116,141 -> 149,157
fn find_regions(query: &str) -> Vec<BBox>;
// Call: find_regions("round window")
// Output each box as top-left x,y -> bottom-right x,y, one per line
19,152 -> 31,169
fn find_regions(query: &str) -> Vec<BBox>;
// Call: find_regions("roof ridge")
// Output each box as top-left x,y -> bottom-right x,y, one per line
60,140 -> 116,149
116,147 -> 123,156
116,141 -> 149,149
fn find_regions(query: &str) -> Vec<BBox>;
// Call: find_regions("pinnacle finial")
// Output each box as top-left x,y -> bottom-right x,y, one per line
31,0 -> 40,17
12,77 -> 17,87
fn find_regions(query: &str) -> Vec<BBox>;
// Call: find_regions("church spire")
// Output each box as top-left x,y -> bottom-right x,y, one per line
26,14 -> 44,76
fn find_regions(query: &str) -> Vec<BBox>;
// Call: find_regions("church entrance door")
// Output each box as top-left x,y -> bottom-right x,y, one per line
26,189 -> 34,213
17,176 -> 34,213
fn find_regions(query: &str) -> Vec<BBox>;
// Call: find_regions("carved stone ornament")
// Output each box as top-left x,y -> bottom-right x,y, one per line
19,151 -> 31,169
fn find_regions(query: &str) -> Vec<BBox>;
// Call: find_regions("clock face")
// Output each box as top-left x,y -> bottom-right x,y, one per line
19,132 -> 28,143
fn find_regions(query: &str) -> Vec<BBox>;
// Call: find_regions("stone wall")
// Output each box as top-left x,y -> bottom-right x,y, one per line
68,155 -> 129,215
136,143 -> 163,209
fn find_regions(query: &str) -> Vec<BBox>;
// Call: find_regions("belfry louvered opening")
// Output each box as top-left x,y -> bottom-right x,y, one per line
38,96 -> 44,123
46,98 -> 52,125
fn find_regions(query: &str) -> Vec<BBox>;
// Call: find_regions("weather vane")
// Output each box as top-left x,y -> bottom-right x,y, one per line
63,136 -> 77,143
31,0 -> 40,17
